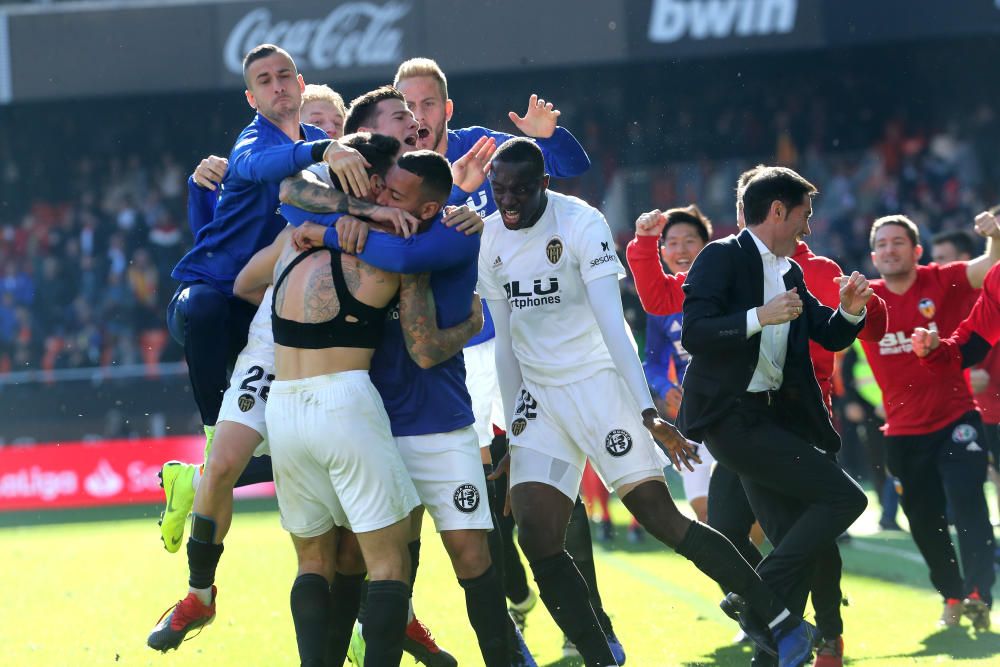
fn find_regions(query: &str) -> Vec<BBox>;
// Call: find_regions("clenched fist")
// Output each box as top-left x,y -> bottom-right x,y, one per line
757,288 -> 803,326
911,327 -> 940,358
838,271 -> 873,316
635,209 -> 667,237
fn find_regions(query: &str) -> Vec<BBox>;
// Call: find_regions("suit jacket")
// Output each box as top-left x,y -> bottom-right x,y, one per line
676,229 -> 864,452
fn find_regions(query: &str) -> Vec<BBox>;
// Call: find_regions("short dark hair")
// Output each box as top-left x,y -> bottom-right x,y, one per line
869,215 -> 920,249
242,44 -> 294,88
396,150 -> 453,206
492,138 -> 545,180
344,86 -> 406,135
741,167 -> 817,227
736,164 -> 766,201
931,230 -> 977,259
327,133 -> 400,193
662,204 -> 713,243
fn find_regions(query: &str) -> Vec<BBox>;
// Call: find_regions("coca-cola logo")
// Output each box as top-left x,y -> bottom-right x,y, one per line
224,2 -> 412,75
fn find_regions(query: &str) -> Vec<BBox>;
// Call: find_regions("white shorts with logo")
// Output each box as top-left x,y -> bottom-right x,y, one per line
217,352 -> 275,457
680,443 -> 715,502
395,426 -> 493,532
465,338 -> 504,448
266,371 -> 420,538
509,368 -> 667,501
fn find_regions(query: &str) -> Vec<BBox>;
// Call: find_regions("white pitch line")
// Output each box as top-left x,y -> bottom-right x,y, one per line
847,540 -> 926,565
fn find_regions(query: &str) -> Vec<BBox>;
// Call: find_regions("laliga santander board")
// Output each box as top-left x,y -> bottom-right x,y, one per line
0,436 -> 274,511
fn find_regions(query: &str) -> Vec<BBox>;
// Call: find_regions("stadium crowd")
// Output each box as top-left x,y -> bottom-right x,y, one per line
0,84 -> 996,376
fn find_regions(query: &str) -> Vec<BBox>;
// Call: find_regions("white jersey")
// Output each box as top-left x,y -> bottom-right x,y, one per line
242,285 -> 275,363
478,191 -> 625,387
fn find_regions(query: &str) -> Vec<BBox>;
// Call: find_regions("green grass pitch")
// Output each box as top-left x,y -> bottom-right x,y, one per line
1,492 -> 998,666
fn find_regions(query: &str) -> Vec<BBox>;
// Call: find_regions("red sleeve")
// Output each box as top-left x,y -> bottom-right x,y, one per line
625,235 -> 684,315
800,255 -> 842,310
922,264 -> 1000,369
858,292 -> 888,341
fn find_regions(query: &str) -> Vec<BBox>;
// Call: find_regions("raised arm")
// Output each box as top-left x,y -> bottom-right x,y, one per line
399,274 -> 484,369
506,95 -> 591,177
625,209 -> 685,315
967,211 -> 1000,288
229,132 -> 331,184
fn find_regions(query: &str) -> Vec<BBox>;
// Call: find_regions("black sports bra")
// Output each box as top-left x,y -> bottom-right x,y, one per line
271,247 -> 393,350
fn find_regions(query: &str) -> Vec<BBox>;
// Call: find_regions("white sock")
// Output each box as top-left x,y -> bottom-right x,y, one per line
189,586 -> 213,606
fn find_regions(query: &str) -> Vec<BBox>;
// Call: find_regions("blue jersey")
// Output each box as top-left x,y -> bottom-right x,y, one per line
280,204 -> 479,437
445,125 -> 591,346
643,312 -> 689,398
172,114 -> 328,294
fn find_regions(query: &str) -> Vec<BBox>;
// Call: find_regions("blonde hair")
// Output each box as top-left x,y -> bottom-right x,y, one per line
393,57 -> 448,102
301,84 -> 346,117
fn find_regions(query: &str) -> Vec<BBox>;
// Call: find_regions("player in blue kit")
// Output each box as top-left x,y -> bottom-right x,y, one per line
283,150 -> 533,666
393,58 -> 623,661
158,44 -> 412,551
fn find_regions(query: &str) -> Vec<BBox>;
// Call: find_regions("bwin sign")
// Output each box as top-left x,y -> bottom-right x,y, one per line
648,0 -> 798,43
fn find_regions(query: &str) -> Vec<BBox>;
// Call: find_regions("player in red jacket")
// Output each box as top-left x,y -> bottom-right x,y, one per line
865,212 -> 1000,632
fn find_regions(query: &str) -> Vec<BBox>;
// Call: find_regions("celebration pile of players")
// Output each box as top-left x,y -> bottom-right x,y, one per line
144,44 -> 999,667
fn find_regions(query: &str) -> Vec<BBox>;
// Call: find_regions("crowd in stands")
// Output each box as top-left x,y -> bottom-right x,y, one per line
1,42 -> 998,375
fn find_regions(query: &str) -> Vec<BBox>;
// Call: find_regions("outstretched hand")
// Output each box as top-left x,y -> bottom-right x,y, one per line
643,411 -> 701,472
508,94 -> 560,139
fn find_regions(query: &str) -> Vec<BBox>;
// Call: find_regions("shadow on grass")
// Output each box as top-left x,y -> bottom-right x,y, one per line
681,641 -> 758,666
0,497 -> 278,528
847,626 -> 1000,662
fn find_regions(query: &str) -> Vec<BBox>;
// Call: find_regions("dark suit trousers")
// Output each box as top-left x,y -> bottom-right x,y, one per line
703,400 -> 868,617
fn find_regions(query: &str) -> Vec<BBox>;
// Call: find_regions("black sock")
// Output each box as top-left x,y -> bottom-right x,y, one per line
565,496 -> 613,634
357,579 -> 370,625
327,572 -> 365,666
363,580 -> 410,667
484,464 -> 508,585
531,551 -> 615,667
187,539 -> 224,590
233,454 -> 273,487
290,573 -> 331,667
675,521 -> 788,624
459,564 -> 513,667
408,539 -> 421,593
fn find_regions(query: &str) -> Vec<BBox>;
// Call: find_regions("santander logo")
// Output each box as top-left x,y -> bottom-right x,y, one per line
84,460 -> 125,498
223,2 -> 411,75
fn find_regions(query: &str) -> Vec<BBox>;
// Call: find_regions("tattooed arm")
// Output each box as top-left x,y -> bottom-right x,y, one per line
399,274 -> 484,369
279,169 -> 369,215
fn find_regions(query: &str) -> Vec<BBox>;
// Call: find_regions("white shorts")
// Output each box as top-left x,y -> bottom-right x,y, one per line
465,339 -> 504,447
509,369 -> 667,501
266,371 -> 420,538
217,353 -> 273,457
395,426 -> 493,532
680,443 -> 715,502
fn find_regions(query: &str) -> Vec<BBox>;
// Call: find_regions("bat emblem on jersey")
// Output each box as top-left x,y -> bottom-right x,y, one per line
238,393 -> 256,412
546,236 -> 564,265
918,297 -> 935,319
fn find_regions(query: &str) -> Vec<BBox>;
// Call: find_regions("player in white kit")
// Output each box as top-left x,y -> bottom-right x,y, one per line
481,139 -> 811,667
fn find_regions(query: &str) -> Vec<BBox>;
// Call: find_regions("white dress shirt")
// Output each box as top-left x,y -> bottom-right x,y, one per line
743,229 -> 864,392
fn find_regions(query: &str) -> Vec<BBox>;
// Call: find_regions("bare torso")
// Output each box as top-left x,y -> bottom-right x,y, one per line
272,240 -> 399,380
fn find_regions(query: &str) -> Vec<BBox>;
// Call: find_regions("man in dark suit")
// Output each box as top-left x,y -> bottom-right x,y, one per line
679,167 -> 873,667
